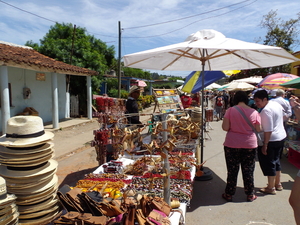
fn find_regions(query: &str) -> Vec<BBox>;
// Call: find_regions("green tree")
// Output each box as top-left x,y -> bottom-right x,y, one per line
25,22 -> 116,114
252,10 -> 300,76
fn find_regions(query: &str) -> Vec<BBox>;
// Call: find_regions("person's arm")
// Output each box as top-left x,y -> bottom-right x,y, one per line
262,131 -> 272,155
290,96 -> 300,120
222,117 -> 230,131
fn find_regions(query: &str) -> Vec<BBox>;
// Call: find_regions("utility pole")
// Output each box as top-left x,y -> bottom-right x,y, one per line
118,21 -> 121,98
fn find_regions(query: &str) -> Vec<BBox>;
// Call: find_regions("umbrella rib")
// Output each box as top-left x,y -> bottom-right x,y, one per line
164,48 -> 198,70
251,50 -> 298,60
126,57 -> 153,67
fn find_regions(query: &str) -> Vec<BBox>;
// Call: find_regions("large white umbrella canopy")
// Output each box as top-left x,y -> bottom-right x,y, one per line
124,29 -> 299,71
234,76 -> 263,84
224,81 -> 256,91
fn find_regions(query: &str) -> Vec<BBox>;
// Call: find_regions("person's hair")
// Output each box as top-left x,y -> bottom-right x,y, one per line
253,89 -> 269,101
233,91 -> 249,105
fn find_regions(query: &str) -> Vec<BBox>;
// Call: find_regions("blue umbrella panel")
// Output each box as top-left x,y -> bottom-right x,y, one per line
182,71 -> 226,94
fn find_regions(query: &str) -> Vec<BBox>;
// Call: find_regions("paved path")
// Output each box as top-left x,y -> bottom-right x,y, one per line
186,120 -> 298,225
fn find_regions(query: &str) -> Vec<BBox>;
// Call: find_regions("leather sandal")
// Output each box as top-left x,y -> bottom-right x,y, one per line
247,194 -> 257,202
259,187 -> 276,195
222,193 -> 232,202
275,184 -> 283,191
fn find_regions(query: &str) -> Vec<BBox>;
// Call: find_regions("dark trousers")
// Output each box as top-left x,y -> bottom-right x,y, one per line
224,146 -> 257,195
258,140 -> 284,176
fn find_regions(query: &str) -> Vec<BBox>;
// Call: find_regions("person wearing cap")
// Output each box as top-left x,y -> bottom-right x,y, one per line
253,89 -> 286,195
125,85 -> 142,125
180,93 -> 192,109
270,89 -> 292,121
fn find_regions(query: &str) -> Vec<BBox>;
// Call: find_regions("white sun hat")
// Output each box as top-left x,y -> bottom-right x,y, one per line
0,159 -> 58,178
0,116 -> 54,147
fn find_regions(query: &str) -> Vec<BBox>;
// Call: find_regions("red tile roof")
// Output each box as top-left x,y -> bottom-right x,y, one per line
0,41 -> 98,76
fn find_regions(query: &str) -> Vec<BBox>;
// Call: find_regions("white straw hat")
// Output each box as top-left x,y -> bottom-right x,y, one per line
7,174 -> 58,195
129,85 -> 140,94
0,152 -> 53,167
0,116 -> 54,147
0,142 -> 53,155
18,208 -> 60,225
0,159 -> 58,178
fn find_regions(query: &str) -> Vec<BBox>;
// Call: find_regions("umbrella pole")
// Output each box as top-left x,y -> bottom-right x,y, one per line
162,114 -> 171,205
195,50 -> 213,181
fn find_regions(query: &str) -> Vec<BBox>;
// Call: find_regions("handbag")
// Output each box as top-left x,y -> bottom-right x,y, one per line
234,106 -> 263,146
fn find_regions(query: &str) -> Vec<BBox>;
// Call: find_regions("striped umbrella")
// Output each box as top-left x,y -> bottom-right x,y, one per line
258,73 -> 298,89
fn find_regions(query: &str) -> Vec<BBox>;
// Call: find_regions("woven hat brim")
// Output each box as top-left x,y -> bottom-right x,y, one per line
0,159 -> 57,178
15,184 -> 57,201
0,131 -> 54,147
0,149 -> 53,161
0,153 -> 53,167
7,174 -> 58,195
18,194 -> 58,213
6,168 -> 57,186
7,172 -> 55,190
19,204 -> 60,219
0,142 -> 53,156
16,190 -> 56,205
18,208 -> 61,225
0,194 -> 16,206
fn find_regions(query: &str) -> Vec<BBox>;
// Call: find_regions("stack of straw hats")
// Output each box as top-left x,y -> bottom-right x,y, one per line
0,116 -> 61,225
0,176 -> 18,224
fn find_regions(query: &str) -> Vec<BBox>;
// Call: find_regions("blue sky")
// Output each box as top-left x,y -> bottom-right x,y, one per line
0,0 -> 299,77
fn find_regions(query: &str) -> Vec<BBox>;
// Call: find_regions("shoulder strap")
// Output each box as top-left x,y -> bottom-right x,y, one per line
233,106 -> 256,133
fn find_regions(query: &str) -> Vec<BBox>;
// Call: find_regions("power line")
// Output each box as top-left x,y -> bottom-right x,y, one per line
123,0 -> 258,39
0,0 -> 57,23
123,0 -> 253,30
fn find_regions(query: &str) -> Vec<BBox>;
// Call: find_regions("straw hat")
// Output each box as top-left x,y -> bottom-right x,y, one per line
15,184 -> 57,201
18,208 -> 60,225
0,159 -> 58,178
7,174 -> 58,195
0,142 -> 53,155
19,204 -> 60,219
17,194 -> 58,213
0,176 -> 7,201
0,154 -> 53,167
6,168 -> 57,186
0,116 -> 54,147
16,191 -> 56,205
7,173 -> 55,190
129,85 -> 140,95
0,206 -> 19,225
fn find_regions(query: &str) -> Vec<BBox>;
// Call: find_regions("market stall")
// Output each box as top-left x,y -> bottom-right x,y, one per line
54,100 -> 202,224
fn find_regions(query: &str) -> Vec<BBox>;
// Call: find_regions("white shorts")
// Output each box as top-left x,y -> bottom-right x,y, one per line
298,170 -> 300,177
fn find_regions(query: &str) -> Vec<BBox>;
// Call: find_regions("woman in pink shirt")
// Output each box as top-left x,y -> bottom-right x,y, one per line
222,91 -> 261,202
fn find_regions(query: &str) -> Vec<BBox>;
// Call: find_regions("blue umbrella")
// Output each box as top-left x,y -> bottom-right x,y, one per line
182,71 -> 226,94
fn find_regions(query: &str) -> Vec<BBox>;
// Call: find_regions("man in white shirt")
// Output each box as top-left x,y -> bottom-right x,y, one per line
270,89 -> 292,121
254,90 -> 286,195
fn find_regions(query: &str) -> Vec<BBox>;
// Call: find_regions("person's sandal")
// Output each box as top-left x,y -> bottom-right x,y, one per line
259,187 -> 276,195
247,194 -> 257,202
275,184 -> 283,191
222,193 -> 232,202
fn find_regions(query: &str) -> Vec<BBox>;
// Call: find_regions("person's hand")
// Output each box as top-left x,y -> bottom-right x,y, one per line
289,95 -> 300,108
262,144 -> 268,155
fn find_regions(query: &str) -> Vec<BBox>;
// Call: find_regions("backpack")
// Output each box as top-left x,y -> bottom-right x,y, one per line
216,97 -> 223,106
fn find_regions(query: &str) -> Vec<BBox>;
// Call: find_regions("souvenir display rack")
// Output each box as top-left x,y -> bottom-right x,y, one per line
286,119 -> 300,168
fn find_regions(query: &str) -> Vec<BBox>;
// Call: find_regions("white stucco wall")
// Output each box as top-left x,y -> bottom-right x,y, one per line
0,67 -> 67,131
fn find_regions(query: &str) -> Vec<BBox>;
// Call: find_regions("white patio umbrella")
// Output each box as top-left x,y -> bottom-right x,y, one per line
124,29 -> 299,181
224,81 -> 256,91
234,76 -> 263,84
205,82 -> 222,90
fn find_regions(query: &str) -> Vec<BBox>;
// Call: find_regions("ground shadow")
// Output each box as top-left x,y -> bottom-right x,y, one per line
58,166 -> 98,189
